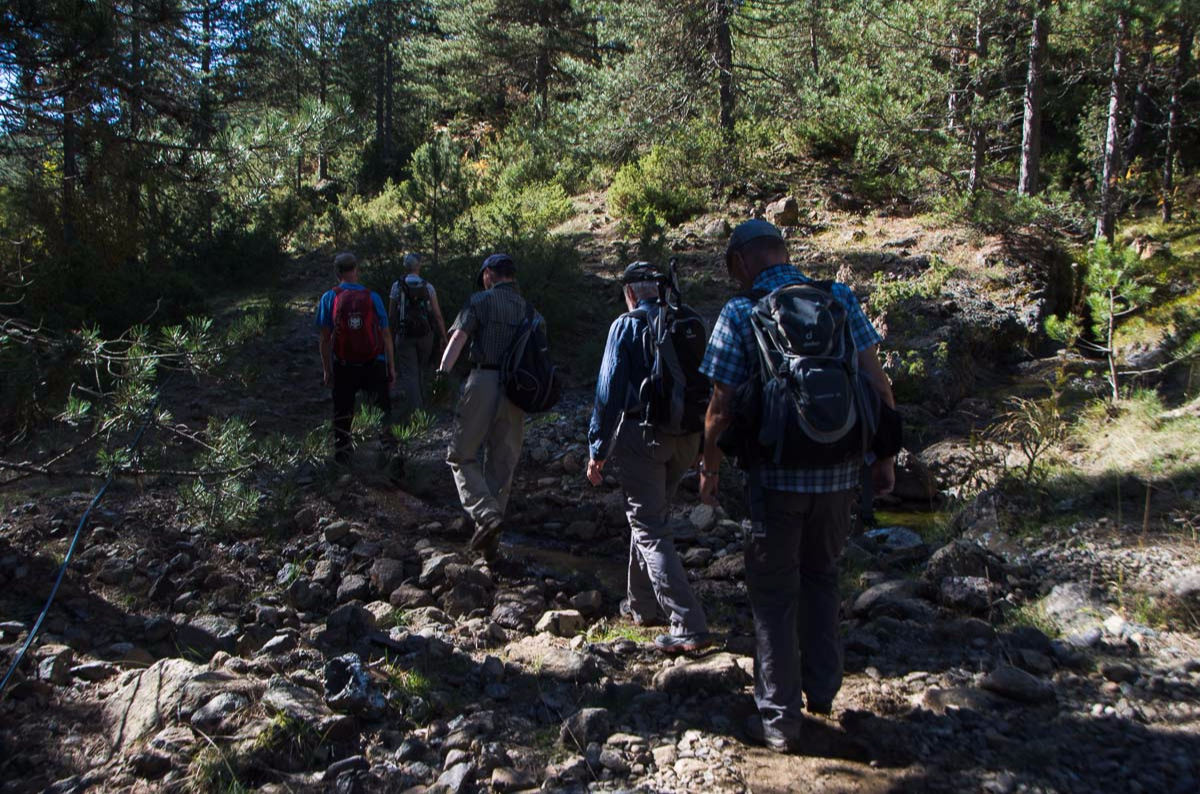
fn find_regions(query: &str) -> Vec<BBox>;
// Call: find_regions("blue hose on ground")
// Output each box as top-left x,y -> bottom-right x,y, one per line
0,374 -> 171,697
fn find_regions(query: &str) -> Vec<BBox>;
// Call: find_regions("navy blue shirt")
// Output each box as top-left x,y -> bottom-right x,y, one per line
588,300 -> 660,461
315,282 -> 389,364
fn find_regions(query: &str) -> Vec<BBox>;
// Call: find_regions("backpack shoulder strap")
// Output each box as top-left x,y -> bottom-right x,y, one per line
733,288 -> 770,302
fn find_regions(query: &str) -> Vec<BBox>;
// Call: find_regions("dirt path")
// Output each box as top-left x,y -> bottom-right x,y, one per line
2,211 -> 1199,794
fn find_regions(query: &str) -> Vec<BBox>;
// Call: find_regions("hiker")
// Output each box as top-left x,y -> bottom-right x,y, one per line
586,262 -> 713,654
315,252 -> 396,464
388,252 -> 448,419
437,253 -> 546,560
698,220 -> 897,753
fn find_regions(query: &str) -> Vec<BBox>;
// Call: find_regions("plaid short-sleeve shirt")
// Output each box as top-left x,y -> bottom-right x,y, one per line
700,263 -> 883,493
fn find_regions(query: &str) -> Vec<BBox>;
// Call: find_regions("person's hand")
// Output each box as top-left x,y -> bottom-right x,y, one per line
700,470 -> 720,506
387,368 -> 396,386
323,370 -> 333,388
872,457 -> 896,496
586,458 -> 605,486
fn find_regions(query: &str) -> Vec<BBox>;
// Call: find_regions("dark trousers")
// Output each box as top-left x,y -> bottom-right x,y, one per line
745,489 -> 852,737
332,360 -> 391,459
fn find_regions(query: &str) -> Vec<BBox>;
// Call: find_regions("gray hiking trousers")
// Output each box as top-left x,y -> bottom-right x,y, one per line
746,489 -> 852,738
613,420 -> 708,638
446,368 -> 525,525
395,332 -> 434,419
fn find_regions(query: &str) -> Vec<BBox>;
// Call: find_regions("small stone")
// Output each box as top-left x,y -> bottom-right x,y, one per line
1100,662 -> 1139,683
370,558 -> 406,596
491,767 -> 535,792
599,748 -> 629,774
337,574 -> 370,603
569,590 -> 603,615
683,547 -> 714,568
436,761 -> 475,794
191,692 -> 249,731
689,504 -> 717,533
652,745 -> 677,768
981,665 -> 1055,704
389,584 -> 435,610
535,609 -> 586,637
324,755 -> 369,780
324,520 -> 351,544
560,707 -> 611,749
70,661 -> 118,681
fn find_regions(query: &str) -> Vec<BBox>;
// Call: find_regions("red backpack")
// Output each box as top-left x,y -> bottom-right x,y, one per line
332,286 -> 384,364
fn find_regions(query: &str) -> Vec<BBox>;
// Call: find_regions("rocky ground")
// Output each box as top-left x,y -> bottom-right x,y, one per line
2,205 -> 1200,793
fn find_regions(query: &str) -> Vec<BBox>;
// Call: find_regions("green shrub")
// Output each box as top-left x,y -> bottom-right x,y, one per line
337,180 -> 412,254
462,181 -> 574,249
609,146 -> 706,240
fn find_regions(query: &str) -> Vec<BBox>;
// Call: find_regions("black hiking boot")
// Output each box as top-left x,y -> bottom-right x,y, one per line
654,633 -> 715,655
619,598 -> 665,627
745,715 -> 802,755
469,515 -> 503,560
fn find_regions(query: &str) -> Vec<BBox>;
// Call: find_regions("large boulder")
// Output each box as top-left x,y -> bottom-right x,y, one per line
105,659 -> 259,753
1041,582 -> 1108,636
891,450 -> 940,502
765,196 -> 803,226
925,540 -> 1007,583
504,636 -> 601,683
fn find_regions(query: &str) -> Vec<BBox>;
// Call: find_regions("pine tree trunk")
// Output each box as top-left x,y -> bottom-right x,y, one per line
947,29 -> 964,131
62,104 -> 78,249
125,0 -> 142,247
383,0 -> 394,164
1096,11 -> 1129,243
1124,27 -> 1154,164
318,56 -> 329,181
714,0 -> 736,134
202,1 -> 216,240
967,14 -> 989,194
1018,0 -> 1049,196
1163,23 -> 1193,223
809,0 -> 821,76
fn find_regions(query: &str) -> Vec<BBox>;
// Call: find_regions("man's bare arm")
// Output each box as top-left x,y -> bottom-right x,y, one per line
700,382 -> 736,505
319,327 -> 333,386
858,345 -> 895,408
438,329 -> 469,373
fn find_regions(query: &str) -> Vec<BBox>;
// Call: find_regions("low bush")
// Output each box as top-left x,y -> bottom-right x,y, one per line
609,146 -> 706,241
337,181 -> 413,255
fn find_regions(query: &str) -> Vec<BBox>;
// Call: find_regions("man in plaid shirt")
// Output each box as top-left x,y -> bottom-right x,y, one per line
699,219 -> 896,753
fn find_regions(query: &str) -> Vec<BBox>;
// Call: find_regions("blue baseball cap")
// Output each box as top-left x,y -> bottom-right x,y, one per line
477,253 -> 514,287
727,219 -> 783,254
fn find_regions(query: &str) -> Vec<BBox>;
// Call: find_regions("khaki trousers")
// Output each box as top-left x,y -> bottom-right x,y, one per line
446,369 -> 525,524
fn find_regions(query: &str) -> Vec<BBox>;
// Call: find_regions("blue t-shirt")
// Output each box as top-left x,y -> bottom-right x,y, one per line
315,282 -> 389,363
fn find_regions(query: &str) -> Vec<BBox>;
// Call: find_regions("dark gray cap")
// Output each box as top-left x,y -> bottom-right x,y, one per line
727,219 -> 783,254
477,253 -> 514,287
621,261 -> 662,285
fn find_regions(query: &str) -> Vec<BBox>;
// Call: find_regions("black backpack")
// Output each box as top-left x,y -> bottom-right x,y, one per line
501,301 -> 562,414
398,278 -> 433,338
719,280 -> 876,468
626,303 -> 710,437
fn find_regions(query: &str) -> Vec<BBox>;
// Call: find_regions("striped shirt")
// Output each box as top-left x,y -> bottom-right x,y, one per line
450,282 -> 544,368
699,263 -> 883,493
